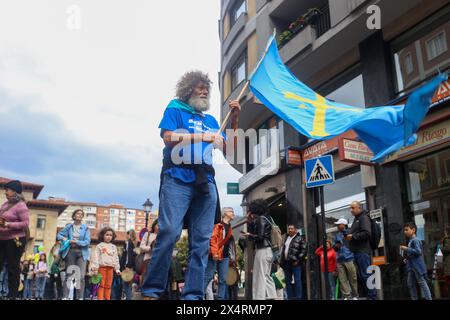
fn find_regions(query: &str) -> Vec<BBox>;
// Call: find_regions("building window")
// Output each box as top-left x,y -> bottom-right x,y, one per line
392,19 -> 450,93
231,0 -> 246,26
404,53 -> 414,75
246,116 -> 283,172
324,73 -> 365,108
36,216 -> 46,230
231,52 -> 247,90
426,32 -> 448,61
33,241 -> 44,254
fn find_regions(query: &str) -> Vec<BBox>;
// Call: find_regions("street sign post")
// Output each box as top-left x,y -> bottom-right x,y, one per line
305,155 -> 335,300
227,183 -> 240,195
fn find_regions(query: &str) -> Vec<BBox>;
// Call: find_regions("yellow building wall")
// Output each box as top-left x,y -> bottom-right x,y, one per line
247,32 -> 258,75
223,13 -> 231,39
223,71 -> 232,102
25,209 -> 60,257
247,0 -> 257,18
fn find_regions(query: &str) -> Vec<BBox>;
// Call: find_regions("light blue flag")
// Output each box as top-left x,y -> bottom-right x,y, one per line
249,36 -> 448,162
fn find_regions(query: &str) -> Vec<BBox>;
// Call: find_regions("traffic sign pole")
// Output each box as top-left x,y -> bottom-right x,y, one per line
319,186 -> 330,300
305,155 -> 335,300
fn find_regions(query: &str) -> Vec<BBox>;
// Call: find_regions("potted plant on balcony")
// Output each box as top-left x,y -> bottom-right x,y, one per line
278,30 -> 293,48
288,15 -> 307,35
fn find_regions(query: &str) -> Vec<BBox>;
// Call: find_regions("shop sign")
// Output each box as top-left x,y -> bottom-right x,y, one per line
372,256 -> 387,266
384,120 -> 450,163
302,131 -> 357,161
286,147 -> 302,166
431,79 -> 450,107
227,183 -> 240,195
338,138 -> 375,165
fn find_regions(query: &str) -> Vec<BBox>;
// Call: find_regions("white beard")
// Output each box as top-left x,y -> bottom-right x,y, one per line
188,95 -> 210,112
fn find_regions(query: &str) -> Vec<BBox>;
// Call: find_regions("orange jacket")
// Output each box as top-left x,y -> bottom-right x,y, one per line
209,223 -> 232,260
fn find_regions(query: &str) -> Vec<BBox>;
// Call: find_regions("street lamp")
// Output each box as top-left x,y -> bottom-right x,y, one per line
142,199 -> 153,228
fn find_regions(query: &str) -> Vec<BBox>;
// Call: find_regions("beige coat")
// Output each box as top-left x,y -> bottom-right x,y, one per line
140,232 -> 157,261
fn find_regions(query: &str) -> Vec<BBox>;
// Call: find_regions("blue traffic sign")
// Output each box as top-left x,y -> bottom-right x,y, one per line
305,155 -> 335,188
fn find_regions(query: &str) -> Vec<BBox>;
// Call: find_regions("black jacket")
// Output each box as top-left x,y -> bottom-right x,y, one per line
279,233 -> 306,267
120,240 -> 137,271
348,211 -> 372,255
248,215 -> 272,249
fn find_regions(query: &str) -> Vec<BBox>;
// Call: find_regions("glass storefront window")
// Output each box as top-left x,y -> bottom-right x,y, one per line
315,169 -> 366,232
406,148 -> 450,298
406,149 -> 450,203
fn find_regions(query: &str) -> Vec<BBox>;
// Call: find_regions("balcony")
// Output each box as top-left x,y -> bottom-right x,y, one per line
270,0 -> 327,22
276,4 -> 331,51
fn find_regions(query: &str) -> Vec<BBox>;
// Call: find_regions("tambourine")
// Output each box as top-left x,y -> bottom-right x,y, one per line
226,266 -> 239,286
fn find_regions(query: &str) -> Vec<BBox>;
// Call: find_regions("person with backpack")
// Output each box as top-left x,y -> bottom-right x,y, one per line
345,201 -> 377,300
203,207 -> 235,300
242,199 -> 277,300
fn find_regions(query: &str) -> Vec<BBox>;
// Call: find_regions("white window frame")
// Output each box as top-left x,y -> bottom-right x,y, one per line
404,52 -> 414,75
426,31 -> 448,61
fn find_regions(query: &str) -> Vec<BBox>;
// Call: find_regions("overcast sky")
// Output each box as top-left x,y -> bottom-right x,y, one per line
0,0 -> 243,214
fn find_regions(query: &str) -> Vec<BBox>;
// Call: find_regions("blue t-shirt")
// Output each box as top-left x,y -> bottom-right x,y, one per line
159,101 -> 225,184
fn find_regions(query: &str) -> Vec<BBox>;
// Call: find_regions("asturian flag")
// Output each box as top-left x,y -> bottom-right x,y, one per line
248,35 -> 448,162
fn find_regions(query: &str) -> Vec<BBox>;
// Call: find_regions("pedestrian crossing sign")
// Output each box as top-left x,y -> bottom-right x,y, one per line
305,155 -> 335,188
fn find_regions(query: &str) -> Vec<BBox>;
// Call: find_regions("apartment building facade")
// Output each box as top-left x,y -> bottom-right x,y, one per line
220,0 -> 450,299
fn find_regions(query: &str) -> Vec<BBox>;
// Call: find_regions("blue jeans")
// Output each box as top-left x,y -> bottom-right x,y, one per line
23,279 -> 33,299
354,252 -> 377,300
283,264 -> 302,300
204,257 -> 229,300
35,276 -> 47,299
123,281 -> 132,300
0,268 -> 8,297
407,270 -> 432,300
328,273 -> 336,300
141,174 -> 217,300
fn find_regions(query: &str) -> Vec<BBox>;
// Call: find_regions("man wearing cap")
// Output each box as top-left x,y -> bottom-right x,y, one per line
0,180 -> 30,299
333,218 -> 358,300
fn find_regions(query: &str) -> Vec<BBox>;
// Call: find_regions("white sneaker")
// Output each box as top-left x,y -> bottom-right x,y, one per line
344,298 -> 348,300
353,297 -> 358,300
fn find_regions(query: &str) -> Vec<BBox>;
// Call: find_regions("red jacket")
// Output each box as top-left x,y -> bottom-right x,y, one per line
209,223 -> 232,260
315,247 -> 337,273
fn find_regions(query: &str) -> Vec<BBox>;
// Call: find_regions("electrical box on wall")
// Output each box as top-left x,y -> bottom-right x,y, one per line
361,165 -> 377,188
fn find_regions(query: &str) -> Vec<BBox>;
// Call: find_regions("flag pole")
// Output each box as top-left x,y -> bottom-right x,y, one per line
217,29 -> 277,136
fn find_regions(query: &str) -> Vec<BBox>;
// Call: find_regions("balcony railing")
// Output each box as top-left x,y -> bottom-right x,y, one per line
315,4 -> 331,38
277,4 -> 331,48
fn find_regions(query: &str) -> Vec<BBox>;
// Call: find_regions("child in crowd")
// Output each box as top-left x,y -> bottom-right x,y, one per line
401,222 -> 432,300
315,240 -> 337,300
35,253 -> 48,300
90,227 -> 121,300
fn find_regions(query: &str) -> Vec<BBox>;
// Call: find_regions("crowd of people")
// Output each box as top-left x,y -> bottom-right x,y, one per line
0,180 -> 449,301
1,70 -> 449,301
